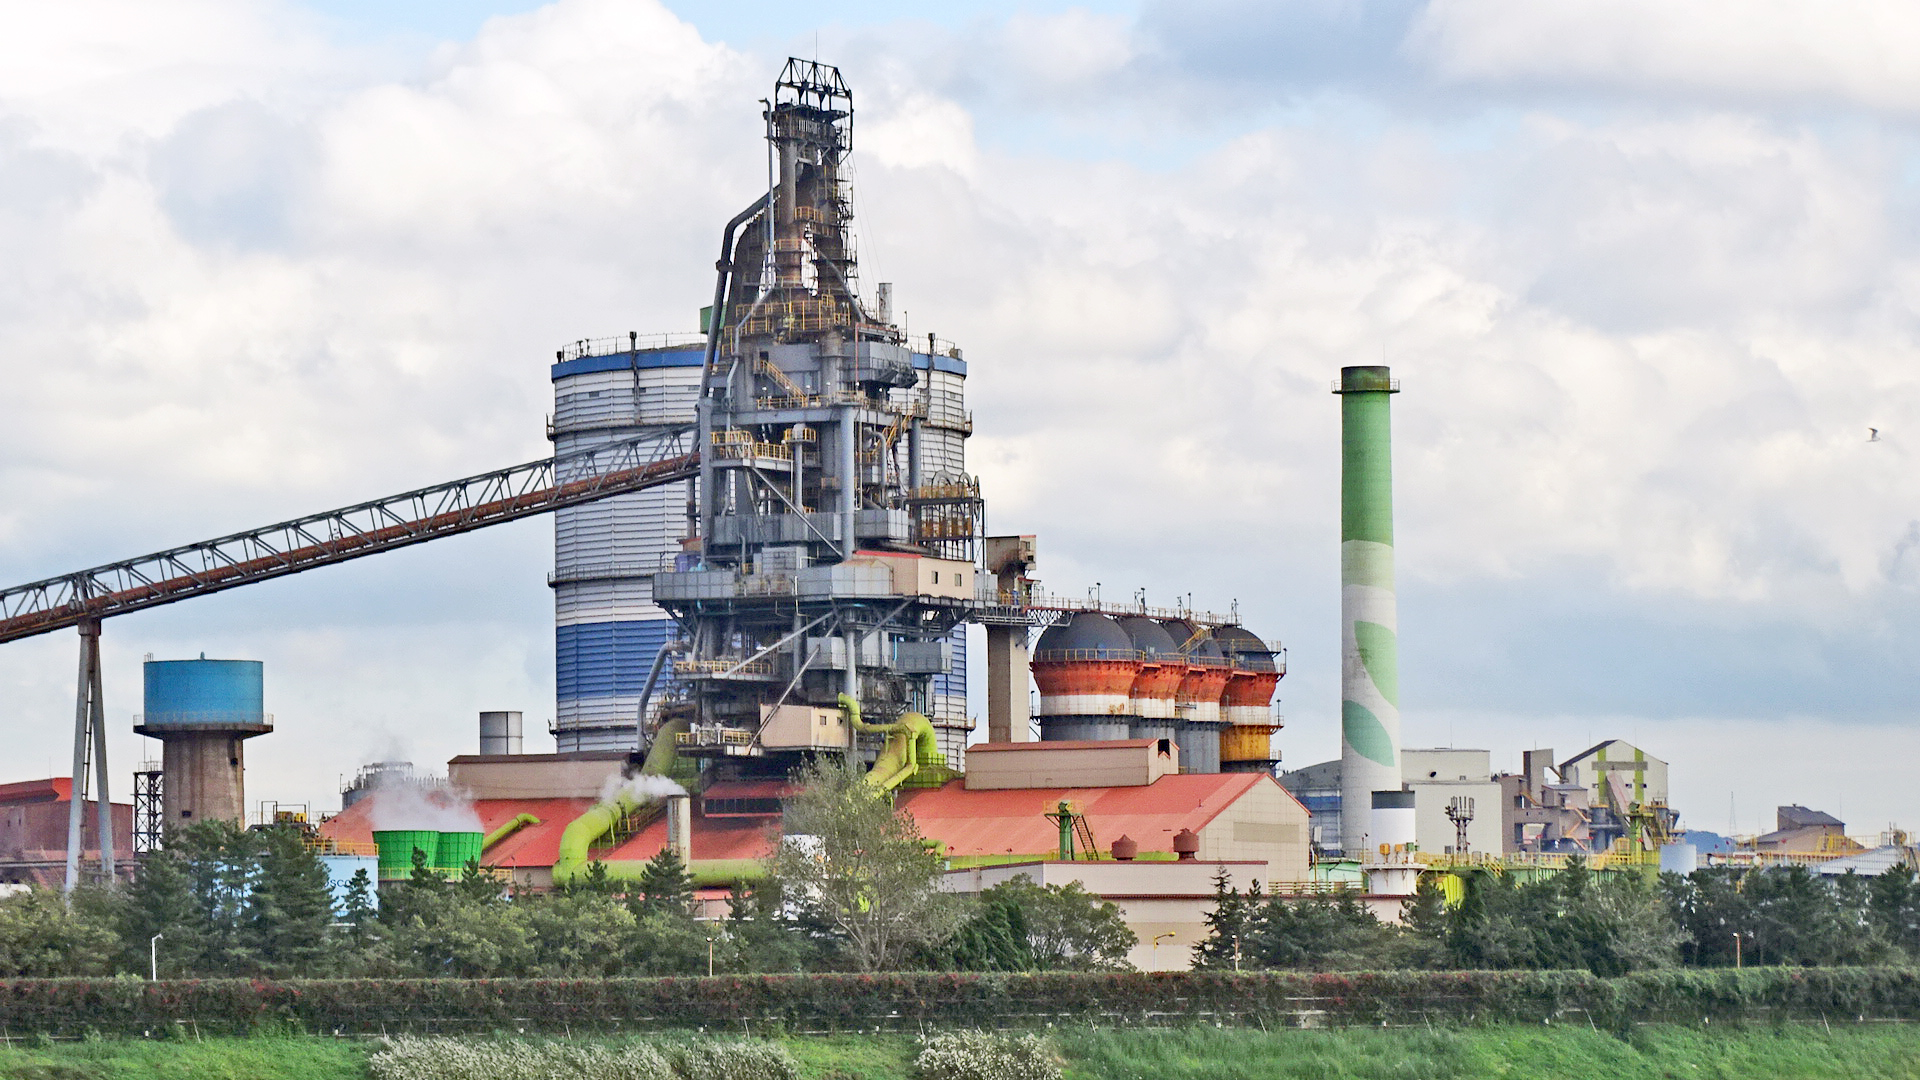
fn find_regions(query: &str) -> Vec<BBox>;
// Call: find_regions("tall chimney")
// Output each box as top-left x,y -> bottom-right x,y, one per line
1335,366 -> 1401,856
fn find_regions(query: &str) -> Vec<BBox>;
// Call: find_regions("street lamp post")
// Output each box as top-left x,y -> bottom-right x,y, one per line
149,933 -> 163,981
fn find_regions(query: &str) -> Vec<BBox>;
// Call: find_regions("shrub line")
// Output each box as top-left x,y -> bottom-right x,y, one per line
1,968 -> 1919,1036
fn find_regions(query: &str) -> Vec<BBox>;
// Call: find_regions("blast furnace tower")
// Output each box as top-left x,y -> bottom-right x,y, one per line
555,60 -> 976,770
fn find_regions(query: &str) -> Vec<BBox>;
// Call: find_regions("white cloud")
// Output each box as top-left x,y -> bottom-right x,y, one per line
2,0 -> 1919,830
1413,0 -> 1920,110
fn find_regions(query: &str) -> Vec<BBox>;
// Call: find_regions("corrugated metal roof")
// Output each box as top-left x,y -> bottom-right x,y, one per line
1816,846 -> 1917,877
1778,804 -> 1844,828
898,773 -> 1278,859
0,778 -> 70,804
319,771 -> 1294,871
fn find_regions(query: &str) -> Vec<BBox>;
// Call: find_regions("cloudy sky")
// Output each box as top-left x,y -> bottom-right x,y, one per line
3,0 -> 1919,839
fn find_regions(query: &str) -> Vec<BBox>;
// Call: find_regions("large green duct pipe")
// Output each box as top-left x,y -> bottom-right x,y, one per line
838,693 -> 944,792
483,813 -> 541,850
1335,365 -> 1401,856
549,717 -> 688,888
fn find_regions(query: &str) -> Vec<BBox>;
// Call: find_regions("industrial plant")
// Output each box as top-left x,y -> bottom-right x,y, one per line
0,60 -> 1907,968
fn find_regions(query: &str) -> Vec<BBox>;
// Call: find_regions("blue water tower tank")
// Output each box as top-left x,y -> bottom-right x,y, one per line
142,658 -> 265,728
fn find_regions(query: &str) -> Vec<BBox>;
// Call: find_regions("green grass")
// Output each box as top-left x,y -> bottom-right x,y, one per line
1054,1024 -> 1920,1080
0,1034 -> 366,1080
4,1025 -> 1919,1080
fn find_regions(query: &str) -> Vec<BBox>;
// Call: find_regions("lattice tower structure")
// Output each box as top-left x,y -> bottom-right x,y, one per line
649,59 -> 980,772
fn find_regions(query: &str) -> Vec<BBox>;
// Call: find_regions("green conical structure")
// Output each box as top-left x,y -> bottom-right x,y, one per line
1335,366 -> 1400,856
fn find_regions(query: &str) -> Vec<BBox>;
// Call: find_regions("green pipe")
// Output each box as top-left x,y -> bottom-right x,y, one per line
483,813 -> 541,850
550,717 -> 688,887
838,692 -> 945,792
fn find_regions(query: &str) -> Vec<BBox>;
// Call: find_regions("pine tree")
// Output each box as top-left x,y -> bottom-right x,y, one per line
1192,867 -> 1262,969
246,827 -> 335,975
339,868 -> 379,959
121,846 -> 203,976
637,848 -> 695,916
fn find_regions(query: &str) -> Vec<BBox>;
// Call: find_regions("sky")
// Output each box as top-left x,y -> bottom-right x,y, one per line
4,0 -> 1920,840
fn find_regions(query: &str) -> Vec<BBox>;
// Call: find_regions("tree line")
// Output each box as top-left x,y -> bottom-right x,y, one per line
0,758 -> 1136,978
1194,857 -> 1920,974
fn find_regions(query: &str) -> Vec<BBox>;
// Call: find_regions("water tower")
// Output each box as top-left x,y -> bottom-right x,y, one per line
135,657 -> 272,827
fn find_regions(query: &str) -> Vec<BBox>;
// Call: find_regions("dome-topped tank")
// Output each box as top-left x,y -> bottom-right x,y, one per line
1217,625 -> 1285,773
1161,620 -> 1229,773
1031,613 -> 1139,740
1213,625 -> 1276,671
1034,612 -> 1134,658
1161,620 -> 1229,718
1117,616 -> 1183,722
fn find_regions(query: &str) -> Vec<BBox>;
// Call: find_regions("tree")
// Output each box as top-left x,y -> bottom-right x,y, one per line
987,877 -> 1136,970
121,843 -> 203,976
924,890 -> 1034,971
1429,861 -> 1679,975
1246,889 -> 1392,970
769,756 -> 965,971
1193,868 -> 1260,970
0,888 -> 119,976
340,870 -> 377,939
525,891 -> 637,975
245,826 -> 335,974
721,880 -> 832,973
1665,866 -> 1888,968
1869,865 -> 1920,959
636,848 -> 695,916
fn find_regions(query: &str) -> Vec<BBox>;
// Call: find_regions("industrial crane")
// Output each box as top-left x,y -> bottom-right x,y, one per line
0,425 -> 700,892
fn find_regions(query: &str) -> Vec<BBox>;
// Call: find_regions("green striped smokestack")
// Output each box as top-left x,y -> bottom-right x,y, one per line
1335,365 -> 1400,856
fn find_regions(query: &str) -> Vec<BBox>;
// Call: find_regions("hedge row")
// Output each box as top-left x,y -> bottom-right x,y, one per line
2,968 -> 1917,1037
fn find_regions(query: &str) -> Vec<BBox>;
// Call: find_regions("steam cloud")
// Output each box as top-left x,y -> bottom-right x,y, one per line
599,773 -> 687,806
367,777 -> 483,833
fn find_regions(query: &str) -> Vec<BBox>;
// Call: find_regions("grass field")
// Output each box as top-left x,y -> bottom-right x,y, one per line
3,1024 -> 1919,1079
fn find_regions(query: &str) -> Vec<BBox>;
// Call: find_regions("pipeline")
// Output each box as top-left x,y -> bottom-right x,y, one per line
550,717 -> 688,887
482,813 -> 541,851
838,693 -> 946,793
633,639 -> 686,752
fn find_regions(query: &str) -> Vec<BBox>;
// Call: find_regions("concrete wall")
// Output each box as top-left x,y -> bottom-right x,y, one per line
448,752 -> 628,800
1406,779 -> 1505,855
1193,776 -> 1312,883
1402,748 -> 1491,784
162,733 -> 250,825
965,740 -> 1176,790
1560,740 -> 1669,810
942,859 -> 1272,971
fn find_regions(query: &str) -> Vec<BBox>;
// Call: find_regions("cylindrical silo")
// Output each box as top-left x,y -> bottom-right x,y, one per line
550,342 -> 705,752
135,658 -> 272,828
1215,625 -> 1283,773
1030,613 -> 1138,741
1164,619 -> 1228,774
1117,616 -> 1182,745
1335,365 -> 1401,856
478,711 -> 523,755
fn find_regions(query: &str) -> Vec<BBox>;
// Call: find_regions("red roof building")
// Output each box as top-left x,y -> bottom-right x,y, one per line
0,777 -> 135,888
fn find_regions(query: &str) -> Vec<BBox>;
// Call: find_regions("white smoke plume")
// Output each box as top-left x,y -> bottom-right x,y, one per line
367,775 -> 483,833
598,773 -> 687,806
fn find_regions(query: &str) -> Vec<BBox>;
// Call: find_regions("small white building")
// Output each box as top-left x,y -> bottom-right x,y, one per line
1401,748 -> 1503,856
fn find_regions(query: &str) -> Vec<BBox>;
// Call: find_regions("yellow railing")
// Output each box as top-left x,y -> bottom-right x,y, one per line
674,658 -> 777,677
710,429 -> 794,462
304,837 -> 378,857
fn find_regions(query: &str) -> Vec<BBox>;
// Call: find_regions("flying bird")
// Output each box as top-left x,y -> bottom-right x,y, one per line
1869,428 -> 1881,442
